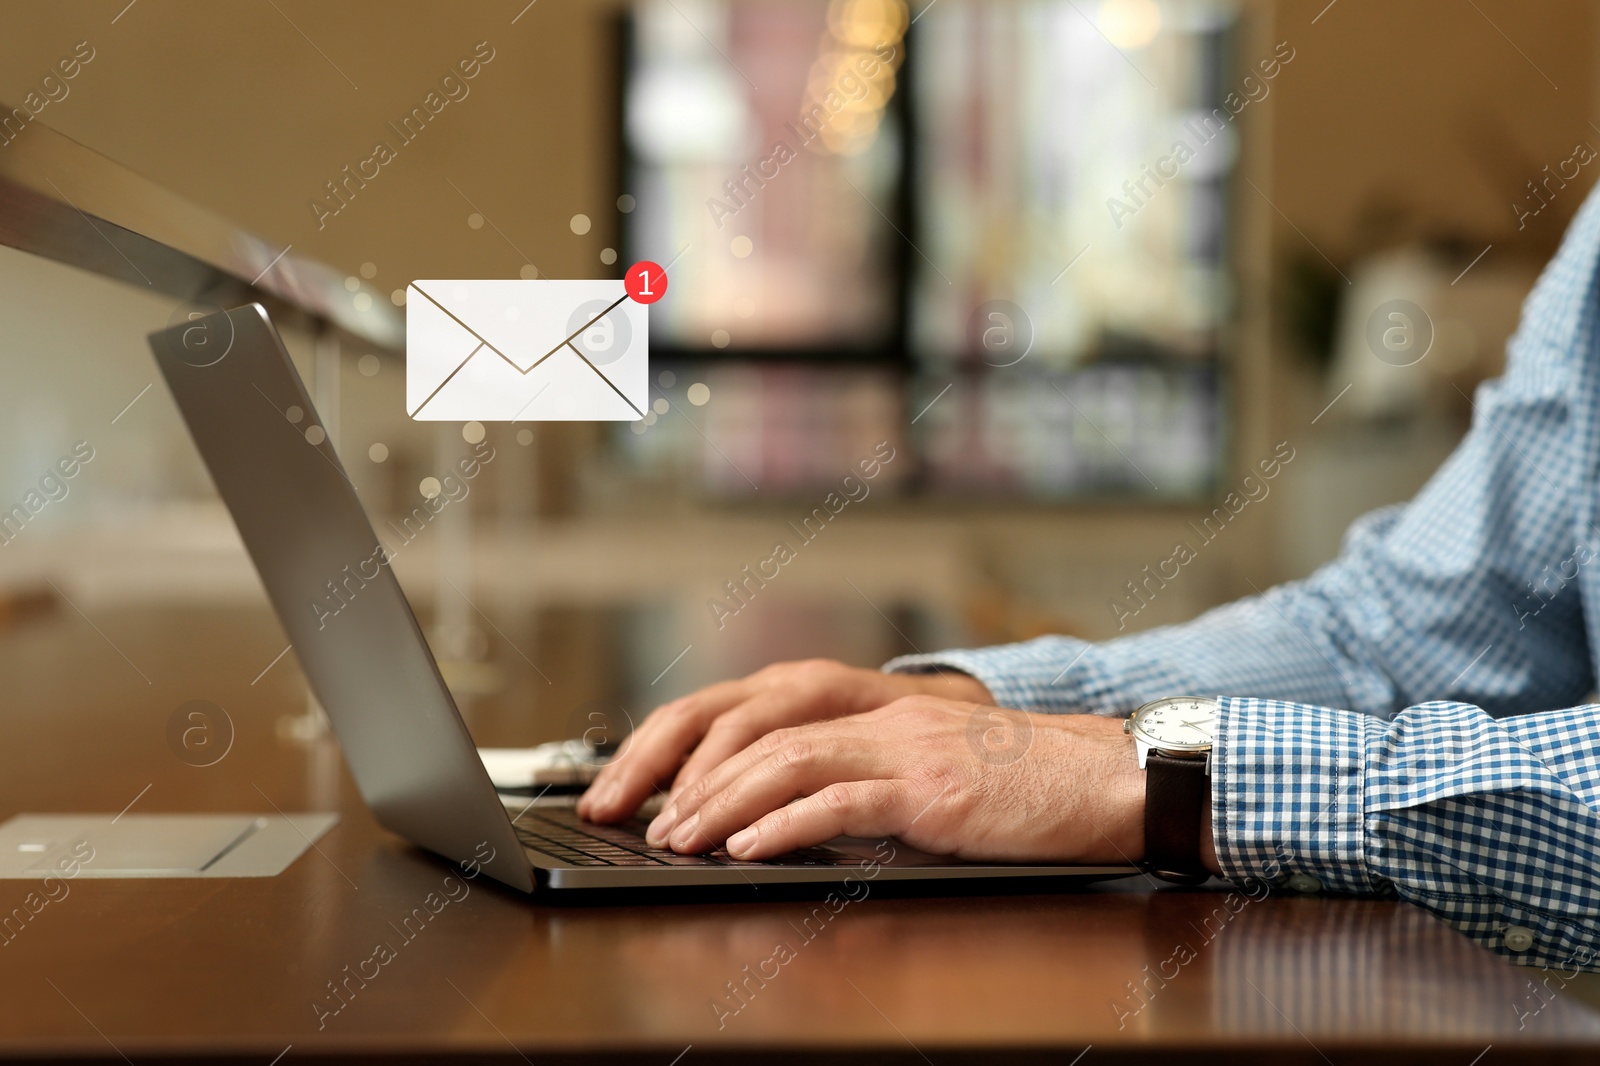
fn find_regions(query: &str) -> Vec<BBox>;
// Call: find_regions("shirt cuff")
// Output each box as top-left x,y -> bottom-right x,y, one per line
884,634 -> 1232,717
883,639 -> 1097,715
1212,695 -> 1390,896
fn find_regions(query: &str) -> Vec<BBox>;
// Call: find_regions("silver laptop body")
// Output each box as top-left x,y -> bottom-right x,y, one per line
149,304 -> 1139,894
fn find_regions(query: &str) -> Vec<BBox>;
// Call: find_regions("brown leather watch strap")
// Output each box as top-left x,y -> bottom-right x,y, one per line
1144,752 -> 1209,883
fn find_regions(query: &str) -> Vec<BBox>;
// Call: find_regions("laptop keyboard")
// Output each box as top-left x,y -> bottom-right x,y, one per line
513,807 -> 850,867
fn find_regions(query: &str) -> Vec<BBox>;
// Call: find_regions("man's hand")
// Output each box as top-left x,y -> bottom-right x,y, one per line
640,696 -> 1151,865
577,660 -> 993,824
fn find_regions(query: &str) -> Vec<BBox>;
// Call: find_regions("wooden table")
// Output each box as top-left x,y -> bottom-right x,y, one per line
2,602 -> 1598,1063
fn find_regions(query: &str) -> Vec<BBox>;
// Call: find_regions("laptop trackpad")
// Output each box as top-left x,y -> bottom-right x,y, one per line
0,813 -> 337,878
824,836 -> 979,866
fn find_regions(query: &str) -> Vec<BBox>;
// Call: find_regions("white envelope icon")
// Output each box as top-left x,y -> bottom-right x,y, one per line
405,279 -> 647,421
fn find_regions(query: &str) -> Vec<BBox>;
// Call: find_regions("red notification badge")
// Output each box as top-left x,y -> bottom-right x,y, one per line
625,261 -> 667,304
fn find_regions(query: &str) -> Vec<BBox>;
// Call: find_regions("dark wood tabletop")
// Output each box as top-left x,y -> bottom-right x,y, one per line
2,601 -> 1598,1064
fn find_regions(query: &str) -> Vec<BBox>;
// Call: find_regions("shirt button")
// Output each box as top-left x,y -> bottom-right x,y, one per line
1503,926 -> 1537,953
1285,873 -> 1322,894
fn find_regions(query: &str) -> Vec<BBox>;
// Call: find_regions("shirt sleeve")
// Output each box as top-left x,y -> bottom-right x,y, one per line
1213,695 -> 1600,971
884,391 -> 1592,714
885,401 -> 1592,716
887,172 -> 1600,721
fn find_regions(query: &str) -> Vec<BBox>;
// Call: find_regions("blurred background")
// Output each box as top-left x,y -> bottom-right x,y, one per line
0,0 -> 1591,761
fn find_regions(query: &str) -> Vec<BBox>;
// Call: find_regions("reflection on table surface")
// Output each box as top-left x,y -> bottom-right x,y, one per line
0,602 -> 1597,1059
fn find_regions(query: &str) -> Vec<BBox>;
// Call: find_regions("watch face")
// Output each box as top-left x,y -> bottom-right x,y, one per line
1131,696 -> 1217,752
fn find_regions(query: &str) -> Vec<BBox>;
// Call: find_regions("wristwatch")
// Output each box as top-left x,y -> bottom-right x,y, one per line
1124,696 -> 1218,884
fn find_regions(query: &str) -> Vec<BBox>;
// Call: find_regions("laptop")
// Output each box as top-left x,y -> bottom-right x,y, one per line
148,303 -> 1140,895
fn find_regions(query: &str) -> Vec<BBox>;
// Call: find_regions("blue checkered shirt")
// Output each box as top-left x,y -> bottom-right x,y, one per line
889,186 -> 1600,974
